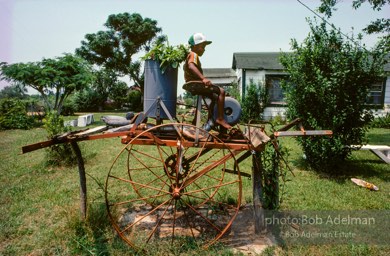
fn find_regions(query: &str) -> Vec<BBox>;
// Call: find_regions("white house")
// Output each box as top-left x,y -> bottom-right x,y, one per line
206,52 -> 390,120
202,68 -> 237,87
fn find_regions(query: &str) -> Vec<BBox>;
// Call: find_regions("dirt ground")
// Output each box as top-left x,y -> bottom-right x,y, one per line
221,205 -> 276,255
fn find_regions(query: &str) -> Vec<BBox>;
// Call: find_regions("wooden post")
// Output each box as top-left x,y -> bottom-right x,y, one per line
252,152 -> 266,234
70,141 -> 87,220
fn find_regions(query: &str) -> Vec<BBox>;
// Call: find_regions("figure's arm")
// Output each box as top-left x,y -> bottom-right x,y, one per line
188,62 -> 212,86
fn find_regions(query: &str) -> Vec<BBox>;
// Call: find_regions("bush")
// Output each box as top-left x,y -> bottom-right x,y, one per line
61,100 -> 77,116
43,111 -> 76,166
0,98 -> 35,130
240,80 -> 261,123
71,88 -> 104,112
280,20 -> 386,170
369,113 -> 390,129
125,90 -> 142,111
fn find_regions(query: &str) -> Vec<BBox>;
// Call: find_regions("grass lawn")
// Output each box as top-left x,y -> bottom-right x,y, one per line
0,112 -> 389,255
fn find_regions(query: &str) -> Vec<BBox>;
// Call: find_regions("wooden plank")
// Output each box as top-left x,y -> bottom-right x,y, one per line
73,125 -> 108,136
360,145 -> 390,150
244,127 -> 270,150
273,130 -> 333,137
370,149 -> 390,164
351,144 -> 390,164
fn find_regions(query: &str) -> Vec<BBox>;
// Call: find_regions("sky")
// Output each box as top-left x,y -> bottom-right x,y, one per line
0,0 -> 389,95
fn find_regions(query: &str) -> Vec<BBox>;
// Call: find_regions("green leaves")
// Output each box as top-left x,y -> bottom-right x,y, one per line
0,98 -> 35,130
0,54 -> 93,114
280,19 -> 387,170
142,41 -> 189,73
76,12 -> 162,88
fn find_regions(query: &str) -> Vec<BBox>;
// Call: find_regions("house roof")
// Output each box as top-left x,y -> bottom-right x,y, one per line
233,52 -> 390,73
232,52 -> 286,70
203,68 -> 236,78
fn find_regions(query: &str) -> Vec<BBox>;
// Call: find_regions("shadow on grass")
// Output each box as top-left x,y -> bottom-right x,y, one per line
67,202 -> 232,256
293,156 -> 390,184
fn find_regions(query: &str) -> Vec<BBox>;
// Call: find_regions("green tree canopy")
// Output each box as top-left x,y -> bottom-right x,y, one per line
318,0 -> 389,35
75,12 -> 162,90
0,84 -> 27,99
280,19 -> 387,170
0,54 -> 93,114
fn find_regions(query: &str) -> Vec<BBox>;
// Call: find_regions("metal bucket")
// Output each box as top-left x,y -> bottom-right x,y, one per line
143,60 -> 177,119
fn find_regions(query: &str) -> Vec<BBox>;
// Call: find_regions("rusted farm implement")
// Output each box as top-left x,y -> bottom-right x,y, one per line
21,62 -> 332,251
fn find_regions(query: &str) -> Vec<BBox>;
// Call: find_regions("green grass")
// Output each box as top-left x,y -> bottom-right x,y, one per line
0,114 -> 389,255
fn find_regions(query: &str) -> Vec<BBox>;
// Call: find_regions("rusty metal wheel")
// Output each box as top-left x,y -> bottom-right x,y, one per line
105,123 -> 242,251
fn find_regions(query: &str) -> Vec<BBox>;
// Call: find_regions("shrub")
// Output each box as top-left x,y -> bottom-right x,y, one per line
280,20 -> 386,170
369,113 -> 390,129
240,80 -> 262,123
43,111 -> 76,166
61,100 -> 77,116
0,98 -> 35,130
71,88 -> 103,112
126,90 -> 142,111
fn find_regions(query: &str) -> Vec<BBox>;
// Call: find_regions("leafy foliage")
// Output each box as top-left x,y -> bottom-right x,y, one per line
76,12 -> 162,89
43,111 -> 76,166
142,40 -> 189,73
258,141 -> 290,210
240,80 -> 267,122
318,0 -> 389,49
225,81 -> 241,102
0,54 -> 93,115
69,87 -> 102,112
280,19 -> 387,170
126,89 -> 142,111
0,98 -> 35,130
0,84 -> 27,99
369,113 -> 390,128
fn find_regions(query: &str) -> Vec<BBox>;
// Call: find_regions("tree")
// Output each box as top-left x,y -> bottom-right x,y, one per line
69,68 -> 130,111
280,19 -> 386,170
75,12 -> 163,91
0,84 -> 27,99
318,0 -> 389,47
0,54 -> 93,114
241,79 -> 268,122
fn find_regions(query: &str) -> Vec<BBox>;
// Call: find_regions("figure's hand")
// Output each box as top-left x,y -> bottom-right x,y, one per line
202,78 -> 212,87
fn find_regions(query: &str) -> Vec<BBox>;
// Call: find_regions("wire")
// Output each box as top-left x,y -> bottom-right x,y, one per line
296,0 -> 362,47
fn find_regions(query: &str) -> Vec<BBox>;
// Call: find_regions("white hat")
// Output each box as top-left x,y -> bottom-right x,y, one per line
188,33 -> 212,46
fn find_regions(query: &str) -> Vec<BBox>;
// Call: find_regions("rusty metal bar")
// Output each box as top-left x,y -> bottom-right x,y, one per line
21,131 -> 136,154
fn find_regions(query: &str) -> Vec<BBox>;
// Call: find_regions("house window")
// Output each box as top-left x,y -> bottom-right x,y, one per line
365,79 -> 385,106
265,75 -> 287,105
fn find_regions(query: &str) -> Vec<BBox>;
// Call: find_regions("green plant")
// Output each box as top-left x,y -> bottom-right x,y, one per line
1,124 -> 389,255
280,19 -> 387,170
43,111 -> 76,166
61,100 -> 77,116
0,54 -> 94,115
0,98 -> 35,130
257,131 -> 291,210
126,90 -> 142,111
241,79 -> 264,122
76,13 -> 162,89
270,114 -> 286,126
369,113 -> 390,128
225,81 -> 241,101
142,40 -> 189,73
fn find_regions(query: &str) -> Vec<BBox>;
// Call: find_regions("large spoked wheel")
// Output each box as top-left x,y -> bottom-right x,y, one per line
105,123 -> 242,251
